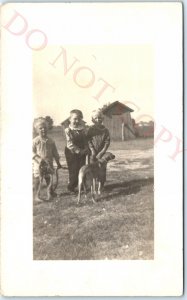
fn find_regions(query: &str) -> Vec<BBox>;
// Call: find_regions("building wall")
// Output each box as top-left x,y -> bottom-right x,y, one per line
103,112 -> 135,140
122,112 -> 136,140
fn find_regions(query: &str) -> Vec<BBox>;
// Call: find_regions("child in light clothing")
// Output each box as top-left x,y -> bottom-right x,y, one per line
87,109 -> 110,187
33,118 -> 62,202
64,110 -> 89,193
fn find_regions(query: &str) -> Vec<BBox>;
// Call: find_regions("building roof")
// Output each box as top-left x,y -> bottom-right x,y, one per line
102,101 -> 134,115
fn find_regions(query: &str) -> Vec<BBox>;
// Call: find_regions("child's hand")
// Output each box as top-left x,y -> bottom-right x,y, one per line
33,154 -> 41,162
96,153 -> 103,159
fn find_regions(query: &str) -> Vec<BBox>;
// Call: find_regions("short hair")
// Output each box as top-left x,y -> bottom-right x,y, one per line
91,109 -> 104,121
69,109 -> 83,119
33,117 -> 47,130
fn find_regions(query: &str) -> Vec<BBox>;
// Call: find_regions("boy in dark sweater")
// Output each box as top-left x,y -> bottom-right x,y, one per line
64,110 -> 89,193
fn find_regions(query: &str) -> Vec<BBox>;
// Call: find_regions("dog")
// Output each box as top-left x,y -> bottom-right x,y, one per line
36,159 -> 54,201
77,152 -> 115,204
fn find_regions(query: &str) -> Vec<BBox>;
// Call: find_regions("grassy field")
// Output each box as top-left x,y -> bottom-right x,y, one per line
33,133 -> 154,260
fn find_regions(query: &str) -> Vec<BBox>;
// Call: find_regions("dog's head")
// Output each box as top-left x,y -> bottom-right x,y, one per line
98,152 -> 115,166
39,159 -> 53,176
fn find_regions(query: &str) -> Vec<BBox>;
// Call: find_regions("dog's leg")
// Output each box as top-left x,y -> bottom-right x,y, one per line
77,178 -> 82,205
83,182 -> 87,201
47,174 -> 57,198
91,182 -> 96,204
46,174 -> 53,201
93,178 -> 97,194
98,181 -> 101,195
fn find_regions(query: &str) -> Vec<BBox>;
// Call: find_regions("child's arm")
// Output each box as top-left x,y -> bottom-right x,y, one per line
32,139 -> 41,163
96,129 -> 110,159
87,128 -> 96,157
65,128 -> 81,154
52,142 -> 62,168
88,141 -> 96,157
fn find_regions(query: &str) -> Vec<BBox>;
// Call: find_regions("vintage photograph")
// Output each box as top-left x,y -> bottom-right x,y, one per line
1,2 -> 183,296
32,45 -> 154,260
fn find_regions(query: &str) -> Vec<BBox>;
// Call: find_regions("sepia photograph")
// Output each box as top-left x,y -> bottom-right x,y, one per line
32,45 -> 154,260
1,2 -> 182,296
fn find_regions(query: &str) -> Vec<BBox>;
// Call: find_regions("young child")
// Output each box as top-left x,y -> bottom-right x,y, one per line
32,118 -> 62,202
64,109 -> 89,193
87,109 -> 110,188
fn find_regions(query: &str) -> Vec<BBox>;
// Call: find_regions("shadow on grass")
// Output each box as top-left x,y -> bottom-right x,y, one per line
98,177 -> 154,202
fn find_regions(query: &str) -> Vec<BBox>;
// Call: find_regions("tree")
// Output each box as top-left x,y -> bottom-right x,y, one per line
100,102 -> 111,112
45,116 -> 53,130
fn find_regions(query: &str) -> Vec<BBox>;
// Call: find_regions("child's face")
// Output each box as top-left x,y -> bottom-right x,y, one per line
37,124 -> 47,138
92,115 -> 103,125
70,113 -> 81,128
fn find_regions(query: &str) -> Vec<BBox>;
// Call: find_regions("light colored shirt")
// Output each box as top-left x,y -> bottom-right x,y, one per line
65,126 -> 87,154
32,135 -> 60,168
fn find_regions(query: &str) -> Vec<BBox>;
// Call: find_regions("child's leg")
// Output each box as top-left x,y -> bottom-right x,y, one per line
65,147 -> 79,191
33,159 -> 43,201
100,165 -> 107,189
33,176 -> 43,202
32,160 -> 43,201
33,176 -> 39,196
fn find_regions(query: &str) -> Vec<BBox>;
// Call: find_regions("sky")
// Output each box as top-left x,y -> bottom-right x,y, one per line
33,44 -> 154,125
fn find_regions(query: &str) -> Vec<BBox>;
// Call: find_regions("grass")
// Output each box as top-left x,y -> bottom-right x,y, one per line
33,134 -> 154,260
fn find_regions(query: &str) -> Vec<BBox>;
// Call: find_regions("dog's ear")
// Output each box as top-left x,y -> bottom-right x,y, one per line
107,152 -> 115,160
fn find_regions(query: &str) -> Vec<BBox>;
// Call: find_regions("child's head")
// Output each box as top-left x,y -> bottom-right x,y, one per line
34,118 -> 48,138
69,109 -> 83,128
91,109 -> 104,125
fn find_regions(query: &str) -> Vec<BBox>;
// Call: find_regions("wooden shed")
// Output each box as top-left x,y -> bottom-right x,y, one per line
102,101 -> 135,140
